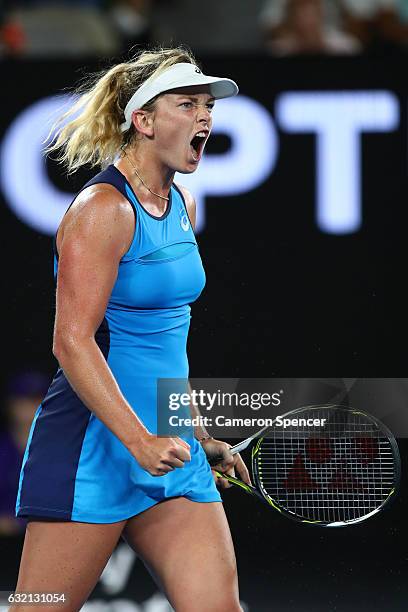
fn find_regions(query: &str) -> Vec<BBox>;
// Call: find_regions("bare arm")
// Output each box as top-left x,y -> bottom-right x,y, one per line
53,186 -> 190,475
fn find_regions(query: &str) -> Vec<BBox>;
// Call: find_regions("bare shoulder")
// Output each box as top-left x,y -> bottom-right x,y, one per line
56,183 -> 135,259
174,183 -> 196,231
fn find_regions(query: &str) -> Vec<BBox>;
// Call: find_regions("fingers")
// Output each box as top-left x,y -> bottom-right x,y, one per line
173,438 -> 191,461
172,445 -> 191,463
154,464 -> 174,476
213,467 -> 235,490
162,457 -> 185,469
222,445 -> 252,486
220,454 -> 235,471
142,437 -> 191,476
212,446 -> 252,490
155,439 -> 190,475
175,437 -> 191,451
233,454 -> 252,486
213,444 -> 235,471
153,456 -> 184,476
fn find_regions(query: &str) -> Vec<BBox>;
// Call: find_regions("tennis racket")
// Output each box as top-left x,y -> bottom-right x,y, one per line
212,404 -> 400,527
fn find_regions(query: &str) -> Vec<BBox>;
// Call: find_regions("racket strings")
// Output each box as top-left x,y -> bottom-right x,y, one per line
256,408 -> 397,524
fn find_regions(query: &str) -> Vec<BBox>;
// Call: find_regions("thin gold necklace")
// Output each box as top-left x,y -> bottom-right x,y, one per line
124,151 -> 170,202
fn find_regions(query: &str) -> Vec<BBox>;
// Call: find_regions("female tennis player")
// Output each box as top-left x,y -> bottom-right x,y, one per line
12,47 -> 249,611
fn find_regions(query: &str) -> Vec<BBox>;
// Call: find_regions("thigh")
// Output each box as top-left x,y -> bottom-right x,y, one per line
122,498 -> 242,612
10,518 -> 126,612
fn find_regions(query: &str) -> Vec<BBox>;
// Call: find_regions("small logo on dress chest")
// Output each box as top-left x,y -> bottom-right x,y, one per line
180,214 -> 190,231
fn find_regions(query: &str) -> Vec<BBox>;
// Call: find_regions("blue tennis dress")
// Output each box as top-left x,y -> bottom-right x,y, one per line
16,165 -> 221,523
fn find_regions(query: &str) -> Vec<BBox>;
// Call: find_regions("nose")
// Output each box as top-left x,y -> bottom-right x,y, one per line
196,103 -> 212,125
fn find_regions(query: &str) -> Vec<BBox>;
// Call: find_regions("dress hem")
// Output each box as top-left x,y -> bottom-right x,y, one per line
16,495 -> 222,524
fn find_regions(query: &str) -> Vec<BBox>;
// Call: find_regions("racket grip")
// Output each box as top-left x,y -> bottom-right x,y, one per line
214,471 -> 260,497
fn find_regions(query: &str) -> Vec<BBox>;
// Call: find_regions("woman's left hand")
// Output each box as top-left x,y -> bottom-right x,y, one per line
200,438 -> 252,490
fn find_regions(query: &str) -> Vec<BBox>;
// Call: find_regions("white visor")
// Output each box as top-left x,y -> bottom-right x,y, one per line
120,62 -> 239,132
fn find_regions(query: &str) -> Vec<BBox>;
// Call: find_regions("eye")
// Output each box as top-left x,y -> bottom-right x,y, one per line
206,103 -> 215,112
180,102 -> 193,108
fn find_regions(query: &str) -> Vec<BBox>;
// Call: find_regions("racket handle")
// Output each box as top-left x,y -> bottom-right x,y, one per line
214,471 -> 268,505
214,471 -> 256,494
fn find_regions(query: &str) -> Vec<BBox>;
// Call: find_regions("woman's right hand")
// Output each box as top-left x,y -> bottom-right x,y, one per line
132,433 -> 191,476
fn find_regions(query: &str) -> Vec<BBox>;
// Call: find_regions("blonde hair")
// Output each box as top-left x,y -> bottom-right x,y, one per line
46,46 -> 199,174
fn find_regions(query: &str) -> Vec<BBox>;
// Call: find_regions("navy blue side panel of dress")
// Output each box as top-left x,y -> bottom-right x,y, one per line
16,318 -> 111,519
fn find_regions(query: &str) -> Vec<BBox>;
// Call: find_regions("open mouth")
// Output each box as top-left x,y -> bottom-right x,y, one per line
190,133 -> 208,161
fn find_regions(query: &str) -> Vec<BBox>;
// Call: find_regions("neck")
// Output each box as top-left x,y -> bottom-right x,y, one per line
120,147 -> 174,209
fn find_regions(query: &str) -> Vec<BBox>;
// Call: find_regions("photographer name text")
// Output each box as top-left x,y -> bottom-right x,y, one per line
168,415 -> 327,428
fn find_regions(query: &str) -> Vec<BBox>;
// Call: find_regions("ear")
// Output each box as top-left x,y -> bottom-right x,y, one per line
131,109 -> 154,138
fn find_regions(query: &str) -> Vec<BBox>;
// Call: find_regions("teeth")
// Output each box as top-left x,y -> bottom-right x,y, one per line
195,132 -> 207,137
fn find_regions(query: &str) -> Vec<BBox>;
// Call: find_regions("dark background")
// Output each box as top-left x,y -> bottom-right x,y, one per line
0,56 -> 407,610
3,56 -> 408,382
